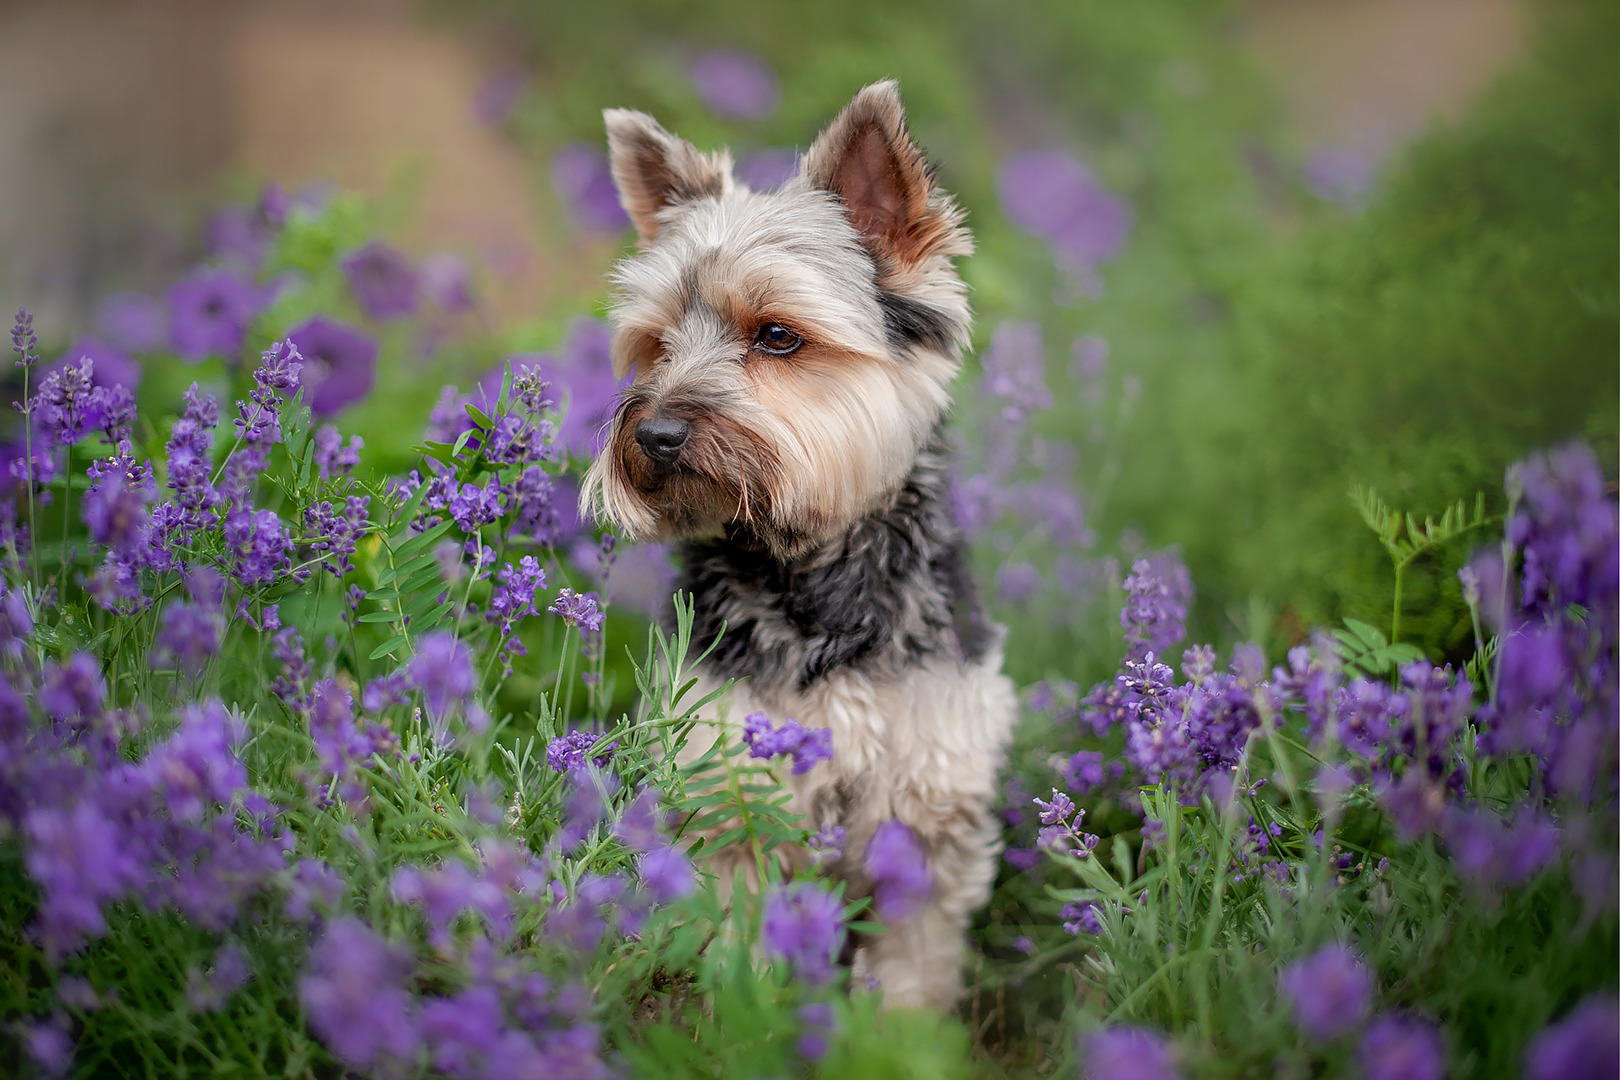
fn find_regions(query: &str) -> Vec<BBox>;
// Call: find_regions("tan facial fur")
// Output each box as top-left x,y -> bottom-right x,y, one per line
580,80 -> 973,559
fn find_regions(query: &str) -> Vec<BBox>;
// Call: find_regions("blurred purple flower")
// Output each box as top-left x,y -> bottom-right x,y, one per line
1525,993 -> 1619,1080
497,319 -> 625,458
997,150 -> 1132,275
761,882 -> 845,984
52,336 -> 140,392
690,49 -> 780,120
22,1015 -> 73,1076
1304,147 -> 1376,207
473,65 -> 527,126
25,801 -> 145,955
865,819 -> 932,921
186,944 -> 250,1012
1061,899 -> 1105,935
995,561 -> 1041,605
1120,551 -> 1192,661
1061,750 -> 1107,795
1357,1016 -> 1445,1080
980,321 -> 1052,422
639,846 -> 696,903
552,144 -> 631,232
341,242 -> 419,322
1082,1026 -> 1179,1080
285,315 -> 377,417
313,424 -> 362,478
797,1000 -> 836,1061
736,148 -> 799,190
409,632 -> 476,720
168,270 -> 262,363
1279,943 -> 1371,1041
419,251 -> 475,313
299,917 -> 420,1070
1444,805 -> 1560,893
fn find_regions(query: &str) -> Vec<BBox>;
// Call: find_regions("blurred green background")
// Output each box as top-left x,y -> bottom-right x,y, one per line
1,0 -> 1613,690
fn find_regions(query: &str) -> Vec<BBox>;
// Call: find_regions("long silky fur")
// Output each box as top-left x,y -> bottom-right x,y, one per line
580,80 -> 1018,1011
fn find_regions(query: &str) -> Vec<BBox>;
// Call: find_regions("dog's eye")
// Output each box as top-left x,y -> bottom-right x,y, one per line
754,323 -> 803,356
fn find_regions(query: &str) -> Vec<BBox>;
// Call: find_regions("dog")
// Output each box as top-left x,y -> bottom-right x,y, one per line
582,80 -> 1017,1010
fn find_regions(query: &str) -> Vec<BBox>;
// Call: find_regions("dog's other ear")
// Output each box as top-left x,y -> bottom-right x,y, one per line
604,109 -> 732,244
801,80 -> 964,268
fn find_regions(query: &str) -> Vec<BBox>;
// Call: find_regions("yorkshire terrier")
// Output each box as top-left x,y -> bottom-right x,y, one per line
582,80 -> 1017,1010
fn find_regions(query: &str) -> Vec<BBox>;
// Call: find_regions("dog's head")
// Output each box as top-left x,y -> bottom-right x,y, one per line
580,81 -> 972,560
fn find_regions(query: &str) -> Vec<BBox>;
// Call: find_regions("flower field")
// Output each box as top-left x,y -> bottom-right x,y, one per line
0,1 -> 1615,1077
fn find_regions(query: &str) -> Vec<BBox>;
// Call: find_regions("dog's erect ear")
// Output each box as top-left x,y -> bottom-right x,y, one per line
801,80 -> 961,267
604,109 -> 732,244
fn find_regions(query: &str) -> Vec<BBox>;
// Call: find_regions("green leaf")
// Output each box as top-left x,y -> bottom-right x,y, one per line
369,634 -> 408,660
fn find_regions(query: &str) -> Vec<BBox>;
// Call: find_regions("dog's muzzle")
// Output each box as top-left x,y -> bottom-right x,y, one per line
633,415 -> 691,466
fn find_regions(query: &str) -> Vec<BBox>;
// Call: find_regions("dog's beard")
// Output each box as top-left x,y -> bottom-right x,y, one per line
599,399 -> 787,545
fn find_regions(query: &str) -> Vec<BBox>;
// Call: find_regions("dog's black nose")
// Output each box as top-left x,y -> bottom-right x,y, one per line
634,416 -> 691,464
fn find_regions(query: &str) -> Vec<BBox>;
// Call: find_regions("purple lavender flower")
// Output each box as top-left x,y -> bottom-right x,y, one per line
392,860 -> 512,943
53,335 -> 140,394
39,654 -> 106,724
549,588 -> 605,634
1081,1026 -> 1180,1080
1061,751 -> 1108,795
865,819 -> 932,921
94,292 -> 166,352
497,319 -> 624,458
736,148 -> 799,191
1061,899 -> 1105,935
547,730 -> 618,773
24,801 -> 145,956
154,572 -> 225,676
552,144 -> 631,232
32,358 -> 97,446
448,477 -> 504,532
761,882 -> 845,984
12,306 -> 40,367
299,917 -> 421,1070
997,150 -> 1132,277
1524,993 -> 1619,1080
488,555 -> 548,636
1279,943 -> 1372,1041
185,944 -> 251,1012
980,322 -> 1053,423
22,1015 -> 73,1076
167,270 -> 262,363
1443,805 -> 1560,894
639,846 -> 696,903
1121,552 -> 1192,660
341,241 -> 419,322
224,508 -> 295,587
1034,789 -> 1076,826
285,315 -> 378,417
1357,1016 -> 1445,1080
741,712 -> 834,775
303,496 -> 369,576
312,424 -> 362,478
995,561 -> 1042,605
285,858 -> 345,922
690,49 -> 781,120
409,632 -> 476,719
419,251 -> 475,312
807,823 -> 847,869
